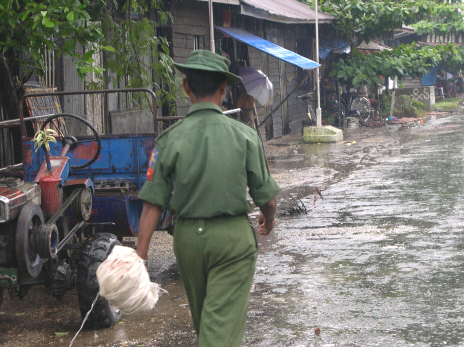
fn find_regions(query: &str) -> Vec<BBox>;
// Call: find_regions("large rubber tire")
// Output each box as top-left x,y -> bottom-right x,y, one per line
77,233 -> 121,329
16,203 -> 45,278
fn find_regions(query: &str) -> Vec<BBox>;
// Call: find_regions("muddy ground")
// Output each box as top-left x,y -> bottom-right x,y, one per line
0,115 -> 450,347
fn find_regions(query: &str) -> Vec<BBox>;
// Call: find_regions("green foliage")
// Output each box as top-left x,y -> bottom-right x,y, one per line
32,128 -> 57,152
412,2 -> 464,36
329,42 -> 445,89
0,0 -> 178,111
330,50 -> 383,88
321,0 -> 464,91
101,3 -> 179,111
411,99 -> 425,110
391,95 -> 425,118
0,0 -> 106,81
435,97 -> 462,110
397,94 -> 413,111
380,94 -> 425,117
320,0 -> 435,46
380,94 -> 391,115
376,43 -> 446,79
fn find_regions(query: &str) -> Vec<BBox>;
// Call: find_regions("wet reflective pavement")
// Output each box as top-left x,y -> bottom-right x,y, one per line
2,112 -> 464,346
247,113 -> 464,346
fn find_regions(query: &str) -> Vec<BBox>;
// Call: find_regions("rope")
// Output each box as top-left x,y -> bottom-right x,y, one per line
69,292 -> 100,347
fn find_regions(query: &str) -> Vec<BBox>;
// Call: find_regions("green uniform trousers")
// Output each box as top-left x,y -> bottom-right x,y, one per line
173,214 -> 257,347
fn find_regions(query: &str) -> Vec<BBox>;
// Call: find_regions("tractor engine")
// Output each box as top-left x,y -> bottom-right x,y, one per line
0,178 -> 41,223
0,177 -> 60,294
0,178 -> 41,267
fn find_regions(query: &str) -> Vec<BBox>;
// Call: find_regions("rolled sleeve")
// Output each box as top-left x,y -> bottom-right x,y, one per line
246,135 -> 280,207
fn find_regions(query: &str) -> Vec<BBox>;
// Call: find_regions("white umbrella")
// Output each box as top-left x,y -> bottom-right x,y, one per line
238,66 -> 273,106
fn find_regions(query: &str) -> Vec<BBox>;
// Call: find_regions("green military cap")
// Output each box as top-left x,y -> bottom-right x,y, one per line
174,49 -> 242,86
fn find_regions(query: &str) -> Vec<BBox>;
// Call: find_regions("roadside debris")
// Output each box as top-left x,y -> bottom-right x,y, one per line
363,119 -> 386,127
281,189 -> 324,216
387,117 -> 421,125
313,188 -> 323,210
427,111 -> 450,116
286,197 -> 307,215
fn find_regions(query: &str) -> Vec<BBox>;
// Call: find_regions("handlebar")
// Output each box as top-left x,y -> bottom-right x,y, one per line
297,91 -> 314,100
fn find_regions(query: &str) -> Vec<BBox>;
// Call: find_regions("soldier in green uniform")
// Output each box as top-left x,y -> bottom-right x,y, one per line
136,49 -> 280,347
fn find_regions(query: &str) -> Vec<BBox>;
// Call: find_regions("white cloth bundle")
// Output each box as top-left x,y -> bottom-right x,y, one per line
96,245 -> 160,314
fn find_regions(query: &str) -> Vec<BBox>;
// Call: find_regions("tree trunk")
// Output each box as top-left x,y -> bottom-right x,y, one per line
0,54 -> 22,163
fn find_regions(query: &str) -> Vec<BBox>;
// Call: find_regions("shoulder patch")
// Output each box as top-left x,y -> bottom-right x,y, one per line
146,148 -> 159,181
146,168 -> 154,181
148,148 -> 159,168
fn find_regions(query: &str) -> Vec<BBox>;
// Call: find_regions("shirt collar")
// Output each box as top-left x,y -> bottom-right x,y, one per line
186,102 -> 223,117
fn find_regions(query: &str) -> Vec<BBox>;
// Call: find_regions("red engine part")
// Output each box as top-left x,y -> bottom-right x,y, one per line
39,175 -> 63,216
35,157 -> 69,217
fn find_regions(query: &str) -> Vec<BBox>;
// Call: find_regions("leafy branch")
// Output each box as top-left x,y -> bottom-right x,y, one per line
32,128 -> 57,152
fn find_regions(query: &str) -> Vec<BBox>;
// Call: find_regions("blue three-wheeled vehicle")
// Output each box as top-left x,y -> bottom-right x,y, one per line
0,88 -> 173,328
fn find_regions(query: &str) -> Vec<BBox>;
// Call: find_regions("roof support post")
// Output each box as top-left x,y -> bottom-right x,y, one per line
315,0 -> 322,127
209,0 -> 215,53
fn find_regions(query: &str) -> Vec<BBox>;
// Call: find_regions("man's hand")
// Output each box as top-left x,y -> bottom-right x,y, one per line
257,213 -> 275,235
257,196 -> 277,235
136,202 -> 162,260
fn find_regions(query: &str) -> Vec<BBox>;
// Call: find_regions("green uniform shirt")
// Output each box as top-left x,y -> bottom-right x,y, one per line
138,102 -> 280,219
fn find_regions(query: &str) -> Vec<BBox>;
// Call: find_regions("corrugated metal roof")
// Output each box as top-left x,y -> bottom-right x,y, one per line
216,26 -> 320,70
319,39 -> 350,59
320,39 -> 350,54
240,0 -> 334,24
196,0 -> 334,24
419,41 -> 462,47
393,25 -> 416,39
398,25 -> 415,32
357,40 -> 392,51
197,0 -> 240,5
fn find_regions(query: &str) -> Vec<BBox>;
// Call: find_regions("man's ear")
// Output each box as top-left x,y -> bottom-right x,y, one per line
183,78 -> 197,103
218,80 -> 227,96
182,79 -> 191,96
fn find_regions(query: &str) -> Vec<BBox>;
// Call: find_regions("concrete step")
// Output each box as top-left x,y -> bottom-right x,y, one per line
303,125 -> 343,143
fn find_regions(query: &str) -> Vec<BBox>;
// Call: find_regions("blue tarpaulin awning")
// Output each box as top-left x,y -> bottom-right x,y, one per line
319,38 -> 350,60
216,26 -> 320,70
422,66 -> 437,86
319,47 -> 331,60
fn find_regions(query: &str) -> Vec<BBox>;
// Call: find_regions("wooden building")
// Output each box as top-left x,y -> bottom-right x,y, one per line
169,0 -> 334,139
17,0 -> 335,141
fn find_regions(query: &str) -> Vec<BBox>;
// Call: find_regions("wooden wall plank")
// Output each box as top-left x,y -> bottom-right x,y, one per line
173,25 -> 209,36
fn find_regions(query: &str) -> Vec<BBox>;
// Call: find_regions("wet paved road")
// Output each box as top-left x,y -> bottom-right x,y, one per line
2,112 -> 464,346
247,113 -> 464,346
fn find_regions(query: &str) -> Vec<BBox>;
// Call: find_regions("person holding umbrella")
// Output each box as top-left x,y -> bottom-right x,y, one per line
136,49 -> 280,347
237,66 -> 273,107
236,82 -> 255,124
